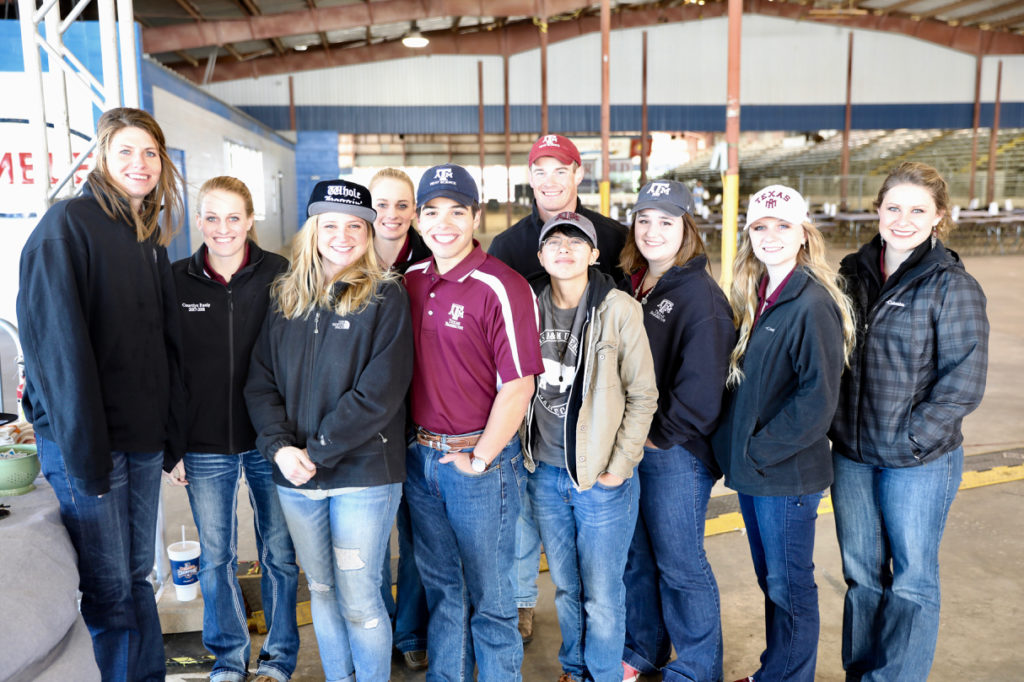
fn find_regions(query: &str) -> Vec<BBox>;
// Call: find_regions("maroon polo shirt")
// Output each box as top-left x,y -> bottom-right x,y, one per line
404,242 -> 543,435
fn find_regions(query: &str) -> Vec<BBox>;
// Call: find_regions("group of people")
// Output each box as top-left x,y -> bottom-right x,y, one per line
17,108 -> 989,682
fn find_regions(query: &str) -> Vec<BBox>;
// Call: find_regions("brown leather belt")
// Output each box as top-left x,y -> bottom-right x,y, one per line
415,427 -> 481,453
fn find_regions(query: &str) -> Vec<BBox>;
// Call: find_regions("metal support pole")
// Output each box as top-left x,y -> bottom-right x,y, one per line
117,0 -> 139,107
599,0 -> 611,216
840,32 -> 853,211
478,60 -> 487,233
288,76 -> 296,130
18,0 -> 51,215
539,11 -> 549,137
45,5 -> 72,200
721,0 -> 742,290
968,54 -> 982,202
640,31 -> 648,188
98,0 -> 122,108
986,60 -> 1002,206
504,51 -> 512,229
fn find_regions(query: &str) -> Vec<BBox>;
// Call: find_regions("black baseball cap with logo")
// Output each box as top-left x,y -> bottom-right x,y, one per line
307,179 -> 376,223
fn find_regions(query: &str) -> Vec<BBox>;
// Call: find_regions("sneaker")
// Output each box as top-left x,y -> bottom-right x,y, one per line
252,676 -> 278,682
518,606 -> 534,644
403,649 -> 428,670
622,661 -> 642,682
732,677 -> 755,682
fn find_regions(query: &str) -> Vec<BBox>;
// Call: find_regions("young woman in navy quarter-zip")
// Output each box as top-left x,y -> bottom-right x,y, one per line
618,180 -> 735,682
829,163 -> 989,682
17,107 -> 185,681
713,185 -> 855,682
245,179 -> 413,682
165,177 -> 298,682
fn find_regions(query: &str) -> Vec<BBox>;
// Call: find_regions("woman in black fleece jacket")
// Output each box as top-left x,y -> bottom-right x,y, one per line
165,176 -> 298,682
618,180 -> 735,682
17,107 -> 185,681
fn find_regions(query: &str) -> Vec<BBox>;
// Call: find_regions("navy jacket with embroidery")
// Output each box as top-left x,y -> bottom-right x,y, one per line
171,243 -> 287,463
829,236 -> 989,467
619,255 -> 735,475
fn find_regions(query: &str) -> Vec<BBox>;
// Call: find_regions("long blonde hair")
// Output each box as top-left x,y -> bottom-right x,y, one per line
726,220 -> 856,387
272,214 -> 392,319
87,107 -> 184,247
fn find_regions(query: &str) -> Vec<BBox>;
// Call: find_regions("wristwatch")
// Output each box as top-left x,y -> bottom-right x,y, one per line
470,451 -> 488,473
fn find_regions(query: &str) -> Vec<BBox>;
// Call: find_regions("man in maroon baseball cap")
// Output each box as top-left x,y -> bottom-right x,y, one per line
490,134 -> 627,283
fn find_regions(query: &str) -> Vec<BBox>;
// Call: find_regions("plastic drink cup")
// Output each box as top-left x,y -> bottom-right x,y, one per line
167,540 -> 201,601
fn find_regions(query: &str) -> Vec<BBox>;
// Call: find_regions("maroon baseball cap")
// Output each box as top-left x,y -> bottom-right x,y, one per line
528,134 -> 582,167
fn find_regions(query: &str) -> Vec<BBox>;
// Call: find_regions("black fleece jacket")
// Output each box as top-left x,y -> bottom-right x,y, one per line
17,183 -> 185,496
170,243 -> 287,464
244,278 -> 414,490
620,255 -> 735,475
712,268 -> 845,497
488,199 -> 628,281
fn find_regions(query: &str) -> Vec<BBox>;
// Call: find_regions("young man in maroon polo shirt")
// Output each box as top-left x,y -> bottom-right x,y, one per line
403,163 -> 543,681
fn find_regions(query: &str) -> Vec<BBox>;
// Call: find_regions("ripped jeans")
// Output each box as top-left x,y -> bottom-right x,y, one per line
277,483 -> 401,682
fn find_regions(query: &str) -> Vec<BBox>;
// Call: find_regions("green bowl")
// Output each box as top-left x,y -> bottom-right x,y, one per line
0,444 -> 40,496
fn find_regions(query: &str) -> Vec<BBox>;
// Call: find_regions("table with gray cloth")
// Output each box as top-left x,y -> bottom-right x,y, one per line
0,476 -> 100,682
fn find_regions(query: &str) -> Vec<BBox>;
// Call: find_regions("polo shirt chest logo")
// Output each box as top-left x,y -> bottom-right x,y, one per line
445,303 -> 465,330
650,299 -> 674,322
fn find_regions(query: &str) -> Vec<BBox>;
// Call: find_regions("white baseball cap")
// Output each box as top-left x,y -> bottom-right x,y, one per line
745,185 -> 809,229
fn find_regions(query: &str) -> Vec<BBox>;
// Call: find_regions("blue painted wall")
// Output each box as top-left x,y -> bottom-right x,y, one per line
294,131 -> 341,228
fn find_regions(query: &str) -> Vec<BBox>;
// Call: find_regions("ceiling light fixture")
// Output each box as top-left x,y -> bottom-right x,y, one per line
402,22 -> 429,48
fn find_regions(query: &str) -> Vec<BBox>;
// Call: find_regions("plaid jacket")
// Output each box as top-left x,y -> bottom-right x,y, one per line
830,237 -> 989,468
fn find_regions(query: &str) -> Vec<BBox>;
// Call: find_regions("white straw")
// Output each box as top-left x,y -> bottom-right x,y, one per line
181,525 -> 186,543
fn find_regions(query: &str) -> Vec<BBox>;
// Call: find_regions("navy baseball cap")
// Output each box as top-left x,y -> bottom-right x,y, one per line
307,179 -> 376,223
417,164 -> 479,208
539,211 -> 597,248
633,180 -> 695,218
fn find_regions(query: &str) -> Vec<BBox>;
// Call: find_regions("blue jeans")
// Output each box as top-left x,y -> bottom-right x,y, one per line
831,448 -> 963,682
183,450 -> 299,682
37,435 -> 165,682
404,436 -> 525,682
738,491 -> 824,682
529,463 -> 640,682
512,484 -> 542,608
624,445 -> 723,682
381,494 -> 429,653
277,483 -> 401,682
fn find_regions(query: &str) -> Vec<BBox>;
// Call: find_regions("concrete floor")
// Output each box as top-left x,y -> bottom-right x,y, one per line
163,252 -> 1024,681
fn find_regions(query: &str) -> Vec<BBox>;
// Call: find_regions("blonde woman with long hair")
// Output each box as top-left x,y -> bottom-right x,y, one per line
245,179 -> 414,682
712,185 -> 854,682
17,107 -> 185,680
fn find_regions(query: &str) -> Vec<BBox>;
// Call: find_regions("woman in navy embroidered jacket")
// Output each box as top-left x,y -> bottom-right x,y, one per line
618,180 -> 735,682
713,185 -> 855,682
166,176 -> 299,682
17,107 -> 185,681
829,162 -> 989,682
245,179 -> 413,682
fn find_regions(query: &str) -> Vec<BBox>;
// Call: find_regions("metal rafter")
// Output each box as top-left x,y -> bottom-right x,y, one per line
917,0 -> 986,21
956,0 -> 1024,23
